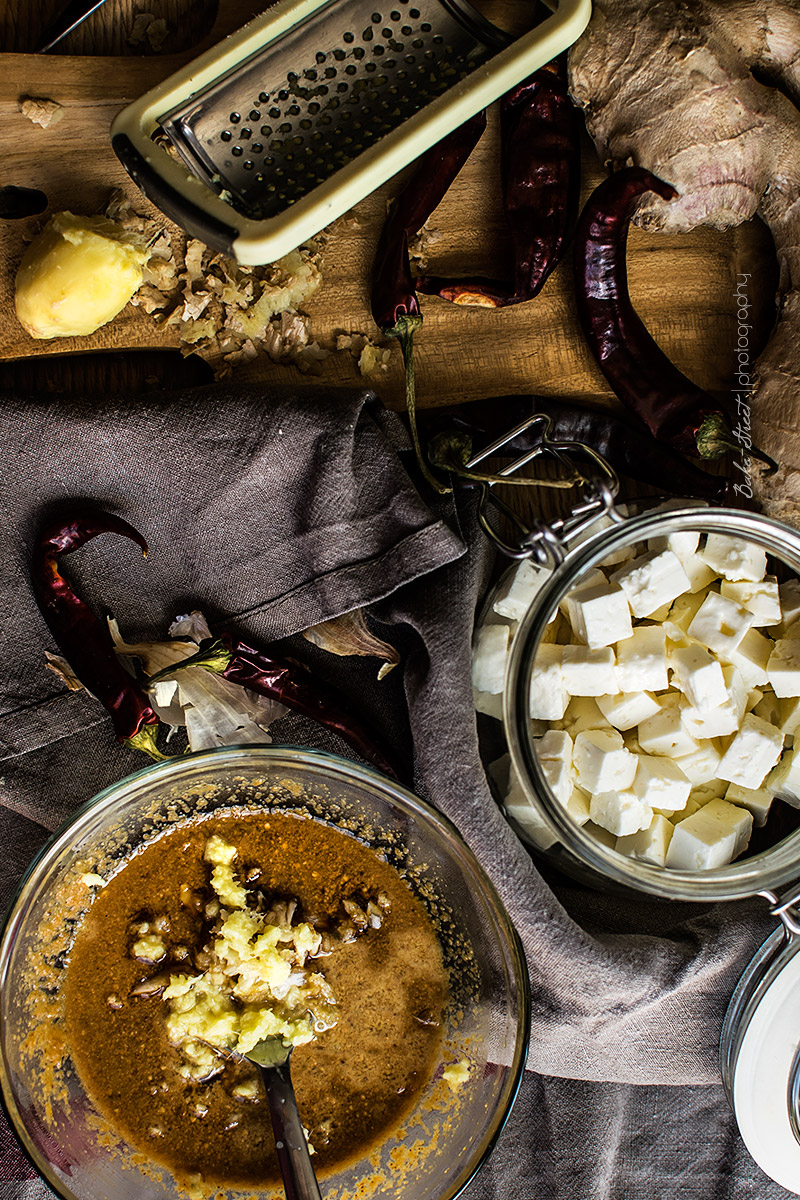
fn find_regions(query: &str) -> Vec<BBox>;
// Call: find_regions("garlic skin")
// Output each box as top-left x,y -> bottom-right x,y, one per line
15,211 -> 149,339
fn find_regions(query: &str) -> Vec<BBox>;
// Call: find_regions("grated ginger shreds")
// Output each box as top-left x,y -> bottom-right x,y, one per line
158,836 -> 337,1081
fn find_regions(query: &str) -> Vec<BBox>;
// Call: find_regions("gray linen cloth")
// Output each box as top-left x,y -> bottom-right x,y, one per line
0,383 -> 787,1198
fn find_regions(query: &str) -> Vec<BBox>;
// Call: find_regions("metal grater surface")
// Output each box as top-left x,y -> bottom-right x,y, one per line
158,0 -> 511,222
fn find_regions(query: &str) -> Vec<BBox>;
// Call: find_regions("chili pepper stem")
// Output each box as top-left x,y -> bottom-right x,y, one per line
385,313 -> 451,497
125,722 -> 169,761
695,412 -> 778,473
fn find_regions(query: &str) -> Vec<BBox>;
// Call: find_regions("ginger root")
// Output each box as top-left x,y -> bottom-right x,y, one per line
569,0 -> 800,522
15,212 -> 149,339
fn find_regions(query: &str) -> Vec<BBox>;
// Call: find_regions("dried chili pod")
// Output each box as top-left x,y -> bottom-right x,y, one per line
32,513 -> 164,759
371,111 -> 487,493
151,635 -> 405,784
418,395 -> 731,501
417,60 -> 581,307
574,166 -> 775,469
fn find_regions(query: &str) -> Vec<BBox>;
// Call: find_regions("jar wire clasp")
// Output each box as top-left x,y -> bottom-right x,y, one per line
459,413 -> 622,563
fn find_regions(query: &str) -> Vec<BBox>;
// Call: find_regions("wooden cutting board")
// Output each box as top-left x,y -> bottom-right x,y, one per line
0,0 -> 779,412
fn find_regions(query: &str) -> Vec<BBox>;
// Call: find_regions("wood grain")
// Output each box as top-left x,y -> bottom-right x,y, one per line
0,0 -> 780,416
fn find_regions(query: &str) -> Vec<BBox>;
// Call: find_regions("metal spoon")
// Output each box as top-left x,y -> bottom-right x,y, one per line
245,1038 -> 322,1200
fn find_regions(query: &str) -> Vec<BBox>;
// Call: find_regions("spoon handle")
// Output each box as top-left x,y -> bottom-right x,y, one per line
260,1059 -> 323,1200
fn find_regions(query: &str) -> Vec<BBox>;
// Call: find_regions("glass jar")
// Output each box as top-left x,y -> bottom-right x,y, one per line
493,503 -> 800,902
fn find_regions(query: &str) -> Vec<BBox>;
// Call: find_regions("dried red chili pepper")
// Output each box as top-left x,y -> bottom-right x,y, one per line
151,635 -> 405,784
418,395 -> 731,501
32,513 -> 164,759
573,166 -> 775,470
371,111 -> 487,493
416,60 -> 581,307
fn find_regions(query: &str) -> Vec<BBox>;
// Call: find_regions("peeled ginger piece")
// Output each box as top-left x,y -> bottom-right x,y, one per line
15,211 -> 149,339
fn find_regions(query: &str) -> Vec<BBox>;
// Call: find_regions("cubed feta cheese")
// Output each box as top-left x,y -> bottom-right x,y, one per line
529,644 -> 568,720
561,646 -> 618,696
504,770 -> 557,850
665,798 -> 753,869
680,699 -> 739,740
752,690 -> 781,727
492,559 -> 549,621
616,814 -> 674,865
565,786 -> 592,825
689,779 -> 728,804
779,696 -> 800,737
614,626 -> 668,692
567,581 -> 633,649
638,694 -> 700,757
539,755 -> 573,804
537,728 -> 574,762
720,577 -> 781,626
630,754 -> 691,811
718,713 -> 784,789
767,639 -> 800,698
472,624 -> 511,694
766,747 -> 800,806
719,627 -> 772,689
473,688 -> 504,721
673,740 -> 723,785
583,820 -> 617,849
680,554 -> 718,595
668,590 -> 710,635
560,568 -> 606,624
666,530 -> 701,559
779,579 -> 800,631
559,697 -> 609,736
596,690 -> 661,731
700,534 -> 767,583
725,782 -> 773,827
687,592 -> 754,656
573,729 -> 637,793
590,789 -> 653,836
612,550 -> 692,618
669,644 -> 728,713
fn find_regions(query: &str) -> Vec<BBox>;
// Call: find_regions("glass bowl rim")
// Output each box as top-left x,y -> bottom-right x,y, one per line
0,742 -> 531,1200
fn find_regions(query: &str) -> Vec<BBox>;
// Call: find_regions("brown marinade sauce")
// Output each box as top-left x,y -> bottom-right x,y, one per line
63,810 -> 448,1188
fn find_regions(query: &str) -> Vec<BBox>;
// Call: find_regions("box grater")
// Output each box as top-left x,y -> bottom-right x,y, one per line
111,0 -> 591,264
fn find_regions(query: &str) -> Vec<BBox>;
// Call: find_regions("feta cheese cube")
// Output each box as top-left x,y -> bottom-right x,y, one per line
719,627 -> 772,689
725,782 -> 773,827
472,624 -> 511,694
504,770 -> 557,850
529,644 -> 568,720
560,568 -> 606,624
590,790 -> 653,836
561,646 -> 618,696
614,626 -> 668,692
565,786 -> 592,825
492,559 -> 548,621
700,534 -> 767,583
779,696 -> 800,737
583,820 -> 617,849
539,755 -> 573,804
616,814 -> 674,866
537,729 -> 573,762
687,592 -> 754,656
752,690 -> 781,727
474,688 -> 504,721
612,550 -> 692,618
559,697 -> 609,736
767,639 -> 800,698
689,779 -> 728,804
596,690 -> 661,731
718,713 -> 784,789
573,729 -> 637,793
779,579 -> 800,631
673,740 -> 723,785
656,793 -> 705,823
681,554 -> 718,594
638,695 -> 700,757
720,577 -> 781,626
568,582 -> 633,649
766,747 -> 800,806
669,644 -> 728,713
631,754 -> 691,811
666,530 -> 701,560
680,699 -> 739,740
668,590 -> 710,635
666,799 -> 753,869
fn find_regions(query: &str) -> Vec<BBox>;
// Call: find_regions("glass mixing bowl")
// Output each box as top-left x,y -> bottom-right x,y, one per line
0,745 -> 529,1200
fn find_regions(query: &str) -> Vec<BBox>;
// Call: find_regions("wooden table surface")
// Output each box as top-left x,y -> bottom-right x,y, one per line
0,0 -> 778,423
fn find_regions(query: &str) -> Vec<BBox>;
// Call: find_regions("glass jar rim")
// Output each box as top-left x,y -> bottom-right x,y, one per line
505,504 -> 800,902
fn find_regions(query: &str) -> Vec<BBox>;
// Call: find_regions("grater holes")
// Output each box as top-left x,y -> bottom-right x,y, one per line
288,104 -> 301,115
324,66 -> 336,77
371,11 -> 381,20
269,107 -> 281,118
374,44 -> 385,54
342,32 -> 354,43
240,128 -> 251,139
231,146 -> 243,156
353,46 -> 365,58
365,60 -> 377,71
337,82 -> 348,92
412,37 -> 423,47
401,24 -> 411,33
390,8 -> 401,16
249,109 -> 261,121
382,27 -> 392,36
409,6 -> 420,14
420,20 -> 431,29
345,64 -> 357,74
333,48 -> 346,60
362,27 -> 374,40
251,142 -> 263,153
260,125 -> 272,136
221,130 -> 232,142
243,160 -> 255,170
